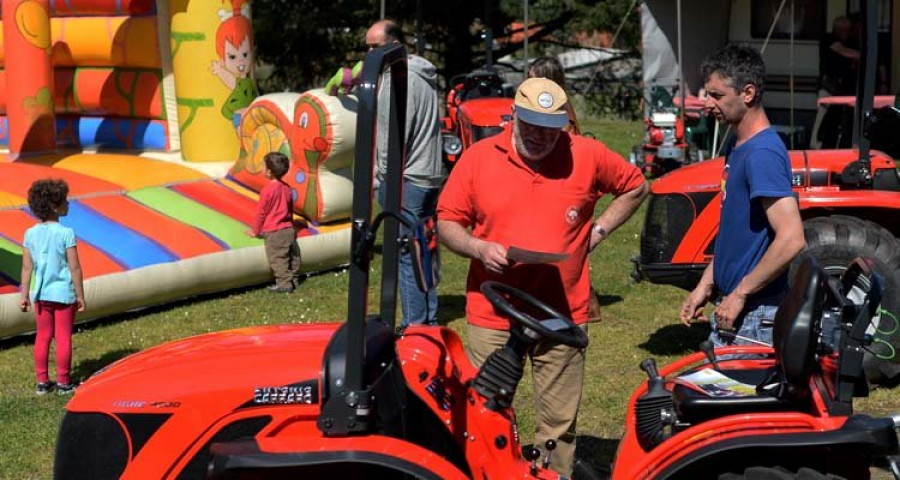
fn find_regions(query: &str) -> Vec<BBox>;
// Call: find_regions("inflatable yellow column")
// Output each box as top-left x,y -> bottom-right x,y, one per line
167,0 -> 258,162
1,0 -> 55,159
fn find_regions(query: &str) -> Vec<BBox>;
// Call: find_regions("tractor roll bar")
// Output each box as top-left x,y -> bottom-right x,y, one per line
344,43 -> 407,402
852,0 -> 876,180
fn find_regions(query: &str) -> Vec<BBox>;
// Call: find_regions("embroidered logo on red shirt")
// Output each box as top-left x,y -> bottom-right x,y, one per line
565,205 -> 579,224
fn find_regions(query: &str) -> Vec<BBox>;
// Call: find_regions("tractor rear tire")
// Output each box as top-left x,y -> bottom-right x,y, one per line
718,466 -> 848,480
799,215 -> 900,384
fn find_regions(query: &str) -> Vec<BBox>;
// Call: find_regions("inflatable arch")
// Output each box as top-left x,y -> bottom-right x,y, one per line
0,0 -> 356,339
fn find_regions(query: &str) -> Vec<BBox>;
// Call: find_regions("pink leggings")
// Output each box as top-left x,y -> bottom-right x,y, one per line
34,301 -> 76,385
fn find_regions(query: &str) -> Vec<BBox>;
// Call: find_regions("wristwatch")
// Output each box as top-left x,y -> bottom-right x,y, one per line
592,224 -> 609,240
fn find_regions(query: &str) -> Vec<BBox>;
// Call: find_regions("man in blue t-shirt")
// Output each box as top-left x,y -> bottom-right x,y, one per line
679,45 -> 805,347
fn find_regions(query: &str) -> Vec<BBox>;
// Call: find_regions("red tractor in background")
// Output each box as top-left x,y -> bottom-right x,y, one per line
630,85 -> 712,177
633,5 -> 900,384
441,69 -> 514,168
815,94 -> 900,158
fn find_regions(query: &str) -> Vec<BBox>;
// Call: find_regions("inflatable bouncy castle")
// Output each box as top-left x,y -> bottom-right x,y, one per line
0,0 -> 355,339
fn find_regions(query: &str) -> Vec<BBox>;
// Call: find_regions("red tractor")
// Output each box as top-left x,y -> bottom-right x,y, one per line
630,86 -> 711,177
53,41 -> 900,480
441,69 -> 513,168
633,6 -> 900,384
633,148 -> 900,381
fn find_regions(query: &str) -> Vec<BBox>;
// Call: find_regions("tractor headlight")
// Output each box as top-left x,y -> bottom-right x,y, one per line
443,133 -> 463,156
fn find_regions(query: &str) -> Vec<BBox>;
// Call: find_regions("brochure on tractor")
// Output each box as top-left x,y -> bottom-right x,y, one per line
674,369 -> 757,397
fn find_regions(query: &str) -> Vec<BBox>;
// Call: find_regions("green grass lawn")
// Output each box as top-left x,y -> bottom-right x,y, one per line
2,118 -> 898,479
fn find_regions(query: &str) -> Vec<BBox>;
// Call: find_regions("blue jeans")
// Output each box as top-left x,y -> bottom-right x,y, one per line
709,301 -> 779,348
377,181 -> 440,326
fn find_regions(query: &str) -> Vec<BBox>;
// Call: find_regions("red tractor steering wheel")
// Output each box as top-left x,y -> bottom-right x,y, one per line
480,281 -> 589,349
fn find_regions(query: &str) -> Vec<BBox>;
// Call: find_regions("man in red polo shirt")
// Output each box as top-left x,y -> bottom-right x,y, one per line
437,77 -> 648,475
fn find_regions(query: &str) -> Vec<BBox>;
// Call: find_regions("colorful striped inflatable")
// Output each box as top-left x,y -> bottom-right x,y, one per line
0,0 -> 356,339
0,155 -> 352,339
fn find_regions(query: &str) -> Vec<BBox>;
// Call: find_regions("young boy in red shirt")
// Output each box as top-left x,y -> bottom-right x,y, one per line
246,152 -> 301,293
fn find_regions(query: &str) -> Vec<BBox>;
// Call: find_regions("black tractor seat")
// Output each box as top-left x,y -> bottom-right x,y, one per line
673,258 -> 826,424
672,367 -> 807,423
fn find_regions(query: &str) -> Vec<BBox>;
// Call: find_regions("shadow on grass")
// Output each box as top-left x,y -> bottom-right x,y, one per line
597,294 -> 623,307
67,284 -> 268,337
72,348 -> 139,381
575,435 -> 619,478
0,286 -> 267,351
521,435 -> 618,479
0,266 -> 352,350
639,323 -> 711,356
436,294 -> 466,325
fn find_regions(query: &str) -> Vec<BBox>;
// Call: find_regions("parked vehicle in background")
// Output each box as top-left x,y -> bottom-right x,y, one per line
634,0 -> 900,385
441,69 -> 513,168
815,95 -> 900,158
634,147 -> 900,384
630,85 -> 712,177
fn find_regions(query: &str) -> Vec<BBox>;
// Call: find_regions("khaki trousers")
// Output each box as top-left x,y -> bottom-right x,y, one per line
467,323 -> 586,476
264,227 -> 301,289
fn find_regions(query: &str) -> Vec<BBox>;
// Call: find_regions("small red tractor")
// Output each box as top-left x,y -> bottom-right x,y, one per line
630,85 -> 710,177
441,69 -> 513,168
53,41 -> 900,480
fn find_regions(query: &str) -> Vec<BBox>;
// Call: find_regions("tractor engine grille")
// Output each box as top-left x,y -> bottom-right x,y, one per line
472,125 -> 504,143
640,191 -> 718,264
55,412 -> 129,480
641,194 -> 694,263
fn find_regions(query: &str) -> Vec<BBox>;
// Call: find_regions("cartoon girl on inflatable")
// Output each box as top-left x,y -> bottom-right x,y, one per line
209,0 -> 258,127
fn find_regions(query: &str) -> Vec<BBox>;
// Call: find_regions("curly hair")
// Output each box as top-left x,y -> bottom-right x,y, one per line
700,44 -> 766,103
264,152 -> 291,179
28,179 -> 69,221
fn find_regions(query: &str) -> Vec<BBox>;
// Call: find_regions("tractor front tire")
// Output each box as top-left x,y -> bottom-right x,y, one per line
800,215 -> 900,384
719,466 -> 848,480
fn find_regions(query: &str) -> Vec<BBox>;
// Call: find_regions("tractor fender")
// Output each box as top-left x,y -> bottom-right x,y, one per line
654,415 -> 899,479
209,435 -> 470,480
798,189 -> 900,211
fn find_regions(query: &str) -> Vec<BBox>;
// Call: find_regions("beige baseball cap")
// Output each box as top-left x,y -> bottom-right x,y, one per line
514,77 -> 569,129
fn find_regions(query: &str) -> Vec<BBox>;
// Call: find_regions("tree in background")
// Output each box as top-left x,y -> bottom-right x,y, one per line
251,0 -> 374,93
251,0 -> 640,94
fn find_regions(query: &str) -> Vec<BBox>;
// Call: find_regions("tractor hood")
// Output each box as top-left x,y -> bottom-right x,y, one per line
67,323 -> 341,414
651,149 -> 897,195
651,157 -> 725,194
458,97 -> 513,127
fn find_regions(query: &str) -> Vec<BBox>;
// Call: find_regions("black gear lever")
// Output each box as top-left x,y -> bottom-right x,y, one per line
523,446 -> 540,475
541,439 -> 557,469
699,340 -> 720,370
640,358 -> 661,382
